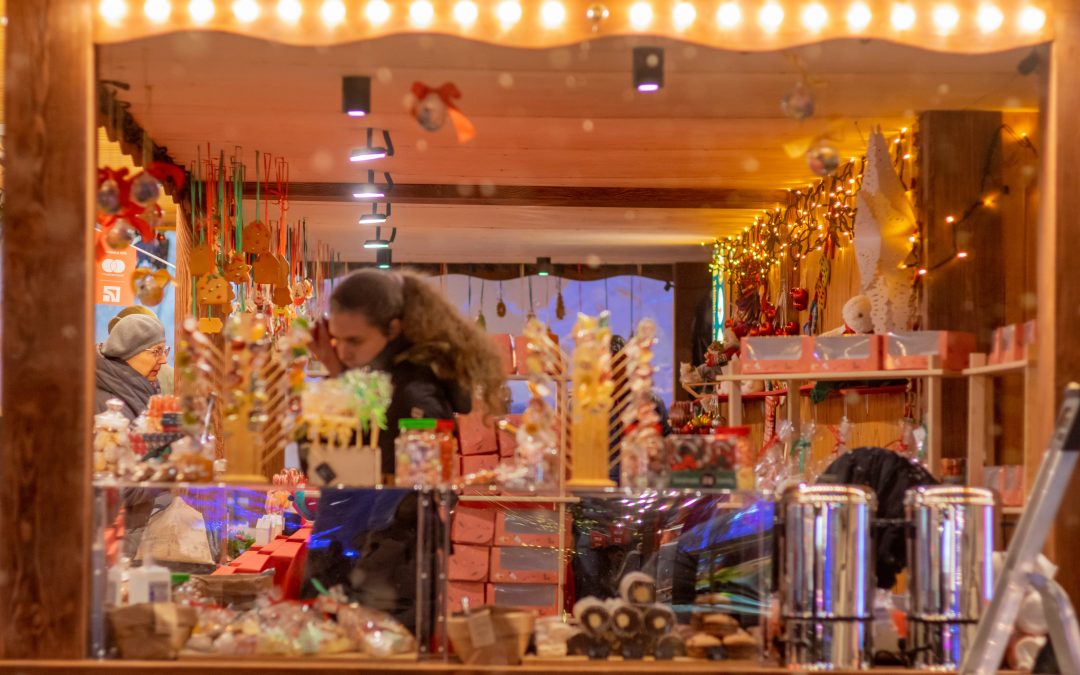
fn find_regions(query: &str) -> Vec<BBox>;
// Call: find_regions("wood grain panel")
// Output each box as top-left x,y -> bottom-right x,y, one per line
0,0 -> 94,659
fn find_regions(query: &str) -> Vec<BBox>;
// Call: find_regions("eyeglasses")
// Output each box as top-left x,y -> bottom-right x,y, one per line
147,345 -> 171,359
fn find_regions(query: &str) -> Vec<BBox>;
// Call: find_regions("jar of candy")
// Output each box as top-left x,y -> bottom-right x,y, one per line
395,419 -> 454,486
93,398 -> 133,476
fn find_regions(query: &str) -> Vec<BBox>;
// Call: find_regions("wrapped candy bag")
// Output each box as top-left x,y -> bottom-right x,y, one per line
620,320 -> 665,489
756,419 -> 795,491
93,398 -> 135,476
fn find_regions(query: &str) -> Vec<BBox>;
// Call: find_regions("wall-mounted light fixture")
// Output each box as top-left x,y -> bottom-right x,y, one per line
359,202 -> 392,224
342,75 -> 372,117
350,128 -> 394,162
377,248 -> 393,269
537,256 -> 553,276
632,46 -> 664,92
353,169 -> 394,199
363,225 -> 397,249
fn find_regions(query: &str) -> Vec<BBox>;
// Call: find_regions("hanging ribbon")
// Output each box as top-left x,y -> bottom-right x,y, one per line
410,81 -> 476,143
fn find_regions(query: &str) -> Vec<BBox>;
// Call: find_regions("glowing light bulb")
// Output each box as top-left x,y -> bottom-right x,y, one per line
144,0 -> 172,21
540,1 -> 566,27
976,3 -> 1003,31
956,251 -> 969,259
189,0 -> 215,22
496,0 -> 522,25
630,1 -> 653,27
1019,6 -> 1045,31
845,0 -> 871,28
277,0 -> 302,21
716,2 -> 742,27
454,0 -> 479,25
366,0 -> 391,23
233,0 -> 260,23
673,1 -> 697,28
410,0 -> 434,25
321,0 -> 346,25
758,2 -> 784,30
100,0 -> 128,25
802,2 -> 827,30
932,4 -> 959,32
891,3 -> 916,29
945,215 -> 955,223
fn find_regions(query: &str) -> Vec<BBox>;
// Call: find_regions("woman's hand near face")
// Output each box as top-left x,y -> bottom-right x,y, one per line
311,317 -> 346,377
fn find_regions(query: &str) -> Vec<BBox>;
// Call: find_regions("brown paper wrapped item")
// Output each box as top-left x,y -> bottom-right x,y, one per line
109,603 -> 198,659
189,573 -> 273,610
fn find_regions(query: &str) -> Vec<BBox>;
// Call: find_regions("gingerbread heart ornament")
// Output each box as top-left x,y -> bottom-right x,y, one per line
242,220 -> 272,255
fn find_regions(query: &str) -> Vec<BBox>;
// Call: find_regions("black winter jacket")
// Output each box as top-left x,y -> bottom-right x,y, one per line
94,349 -> 159,420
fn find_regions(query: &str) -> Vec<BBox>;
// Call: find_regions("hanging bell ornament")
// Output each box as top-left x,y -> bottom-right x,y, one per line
476,311 -> 487,331
806,140 -> 841,177
131,172 -> 162,208
496,300 -> 507,318
556,290 -> 566,321
97,179 -> 122,215
105,218 -> 138,250
586,3 -> 610,29
781,81 -> 816,121
415,92 -> 448,132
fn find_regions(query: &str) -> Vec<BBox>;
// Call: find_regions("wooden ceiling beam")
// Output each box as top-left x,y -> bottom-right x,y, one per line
245,182 -> 787,210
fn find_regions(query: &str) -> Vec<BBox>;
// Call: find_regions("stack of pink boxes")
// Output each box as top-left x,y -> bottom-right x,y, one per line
448,334 -> 563,617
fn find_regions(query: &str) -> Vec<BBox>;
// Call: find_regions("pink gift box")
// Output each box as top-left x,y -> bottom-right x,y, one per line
496,415 -> 522,459
740,336 -> 813,374
489,333 -> 516,375
456,411 -> 498,455
990,324 -> 1023,365
461,452 -> 500,477
810,335 -> 882,372
448,581 -> 486,614
495,506 -> 560,548
451,506 -> 495,546
449,544 -> 490,582
884,331 -> 976,371
486,582 -> 559,617
490,546 -> 559,583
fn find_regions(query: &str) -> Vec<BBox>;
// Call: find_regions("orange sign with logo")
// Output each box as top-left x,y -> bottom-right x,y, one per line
95,247 -> 136,305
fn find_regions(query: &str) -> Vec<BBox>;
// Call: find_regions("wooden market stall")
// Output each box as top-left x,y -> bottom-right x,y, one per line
2,0 -> 1079,671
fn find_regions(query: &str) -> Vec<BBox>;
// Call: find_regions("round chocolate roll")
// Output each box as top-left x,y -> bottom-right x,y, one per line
643,604 -> 676,636
572,596 -> 611,636
609,600 -> 645,639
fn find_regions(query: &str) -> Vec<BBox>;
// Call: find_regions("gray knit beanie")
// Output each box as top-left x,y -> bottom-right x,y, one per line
102,314 -> 166,361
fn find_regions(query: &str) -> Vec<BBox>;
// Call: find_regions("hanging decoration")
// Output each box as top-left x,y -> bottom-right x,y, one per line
476,279 -> 487,330
409,82 -> 476,143
780,80 -> 816,121
556,277 -> 566,321
95,163 -> 186,261
131,268 -> 174,306
496,280 -> 507,318
806,138 -> 841,177
854,128 -> 917,333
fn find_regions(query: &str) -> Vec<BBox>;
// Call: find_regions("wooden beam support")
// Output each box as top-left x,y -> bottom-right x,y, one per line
338,261 -> 675,282
673,263 -> 713,401
1044,0 -> 1080,606
244,182 -> 788,210
0,0 -> 95,660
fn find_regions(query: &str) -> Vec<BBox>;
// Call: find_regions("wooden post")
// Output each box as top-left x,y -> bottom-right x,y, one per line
0,0 -> 95,659
1043,0 -> 1080,605
673,262 -> 712,401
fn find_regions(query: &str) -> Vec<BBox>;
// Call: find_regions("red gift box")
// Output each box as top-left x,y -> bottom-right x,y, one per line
461,453 -> 500,477
740,335 -> 813,374
489,334 -> 516,375
489,546 -> 559,584
496,415 -> 522,459
495,506 -> 560,548
451,506 -> 495,546
810,335 -> 882,372
456,411 -> 498,456
486,582 -> 558,617
448,581 -> 486,614
884,331 -> 976,371
449,543 -> 490,582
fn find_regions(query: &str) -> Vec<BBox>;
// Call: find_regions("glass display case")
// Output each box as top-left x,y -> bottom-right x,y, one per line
90,481 -> 451,662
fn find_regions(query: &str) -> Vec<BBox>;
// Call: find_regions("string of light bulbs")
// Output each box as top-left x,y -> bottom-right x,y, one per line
98,0 -> 1049,36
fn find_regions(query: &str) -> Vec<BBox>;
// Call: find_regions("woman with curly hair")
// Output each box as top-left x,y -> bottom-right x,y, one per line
311,268 -> 506,475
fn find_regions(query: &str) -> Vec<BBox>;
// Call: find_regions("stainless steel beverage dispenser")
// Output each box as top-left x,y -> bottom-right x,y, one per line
905,486 -> 995,669
778,484 -> 876,670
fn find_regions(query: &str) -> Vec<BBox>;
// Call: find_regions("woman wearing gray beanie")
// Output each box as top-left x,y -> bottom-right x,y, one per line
95,313 -> 169,419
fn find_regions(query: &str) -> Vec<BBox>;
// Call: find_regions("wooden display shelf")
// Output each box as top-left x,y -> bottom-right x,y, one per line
683,367 -> 954,385
962,358 -> 1031,376
0,660 -> 925,674
459,494 -> 581,503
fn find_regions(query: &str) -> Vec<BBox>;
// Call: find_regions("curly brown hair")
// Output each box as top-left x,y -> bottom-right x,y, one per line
331,269 -> 507,416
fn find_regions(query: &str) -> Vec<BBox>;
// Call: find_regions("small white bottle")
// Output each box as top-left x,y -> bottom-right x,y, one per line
128,555 -> 172,604
106,557 -> 130,606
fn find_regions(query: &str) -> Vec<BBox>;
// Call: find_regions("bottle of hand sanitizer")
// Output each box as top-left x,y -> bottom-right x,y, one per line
128,555 -> 171,604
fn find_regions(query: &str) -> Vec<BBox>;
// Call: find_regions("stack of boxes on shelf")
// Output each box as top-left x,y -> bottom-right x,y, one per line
448,333 -> 564,617
213,526 -> 312,600
739,330 -> 978,374
990,320 -> 1036,365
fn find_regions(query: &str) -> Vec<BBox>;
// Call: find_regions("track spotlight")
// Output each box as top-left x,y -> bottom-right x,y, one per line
358,202 -> 392,225
377,248 -> 393,269
353,170 -> 394,199
537,256 -> 553,276
632,46 -> 664,93
342,76 -> 372,118
350,128 -> 394,162
363,226 -> 397,249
